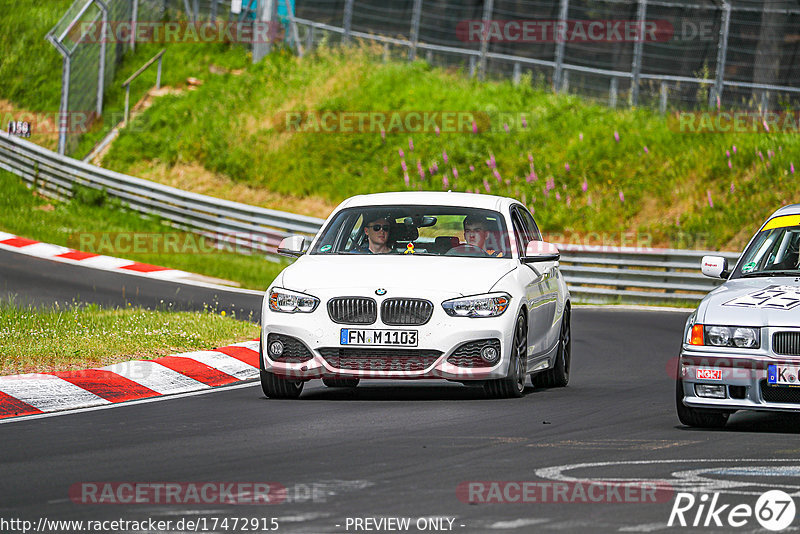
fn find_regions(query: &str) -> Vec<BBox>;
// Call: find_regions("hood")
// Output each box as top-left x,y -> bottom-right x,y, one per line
699,277 -> 800,327
280,254 -> 517,297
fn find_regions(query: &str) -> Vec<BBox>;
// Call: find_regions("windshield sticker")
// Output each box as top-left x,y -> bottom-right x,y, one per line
741,262 -> 756,274
762,215 -> 800,231
320,244 -> 332,252
404,243 -> 415,254
723,285 -> 800,310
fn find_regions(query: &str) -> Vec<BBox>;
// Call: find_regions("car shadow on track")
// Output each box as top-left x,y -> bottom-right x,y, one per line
287,383 -> 538,402
676,411 -> 800,434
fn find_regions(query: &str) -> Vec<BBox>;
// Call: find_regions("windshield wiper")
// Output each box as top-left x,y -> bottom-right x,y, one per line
740,270 -> 800,278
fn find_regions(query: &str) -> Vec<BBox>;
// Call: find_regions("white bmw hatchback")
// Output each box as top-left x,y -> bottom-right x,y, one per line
259,191 -> 571,399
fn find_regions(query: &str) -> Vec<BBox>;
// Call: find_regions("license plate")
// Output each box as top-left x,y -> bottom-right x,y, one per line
340,329 -> 418,346
768,364 -> 800,386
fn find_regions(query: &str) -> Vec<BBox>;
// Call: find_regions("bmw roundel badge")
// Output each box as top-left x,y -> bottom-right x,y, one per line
375,288 -> 387,296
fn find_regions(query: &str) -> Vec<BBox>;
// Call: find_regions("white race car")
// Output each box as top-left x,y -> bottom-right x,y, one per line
259,191 -> 571,399
677,204 -> 800,427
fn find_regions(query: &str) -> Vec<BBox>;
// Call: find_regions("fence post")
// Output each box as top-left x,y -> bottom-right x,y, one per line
609,77 -> 618,108
193,0 -> 199,22
95,0 -> 109,117
183,0 -> 192,20
408,0 -> 422,60
629,0 -> 647,106
306,25 -> 314,51
710,1 -> 731,108
513,62 -> 520,85
659,82 -> 668,113
211,0 -> 218,22
561,70 -> 569,93
553,0 -> 569,91
469,55 -> 476,78
131,0 -> 138,52
477,0 -> 494,80
342,0 -> 354,45
48,35 -> 71,155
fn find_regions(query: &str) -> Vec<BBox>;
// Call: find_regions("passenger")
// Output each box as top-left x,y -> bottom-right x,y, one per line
463,214 -> 504,257
362,215 -> 394,254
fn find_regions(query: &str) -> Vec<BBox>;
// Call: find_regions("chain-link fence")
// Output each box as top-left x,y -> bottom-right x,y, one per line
290,0 -> 800,112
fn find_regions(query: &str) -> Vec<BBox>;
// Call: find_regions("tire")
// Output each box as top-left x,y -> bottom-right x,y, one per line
259,338 -> 304,399
532,307 -> 571,388
484,313 -> 527,399
322,377 -> 360,388
675,376 -> 729,428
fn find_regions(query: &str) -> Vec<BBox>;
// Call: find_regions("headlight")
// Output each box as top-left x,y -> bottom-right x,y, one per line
442,293 -> 511,318
268,287 -> 319,313
689,324 -> 760,349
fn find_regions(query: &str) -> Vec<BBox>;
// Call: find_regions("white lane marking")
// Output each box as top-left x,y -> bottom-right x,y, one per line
574,304 -> 691,313
618,523 -> 671,532
101,361 -> 209,394
488,518 -> 550,529
536,459 -> 800,496
177,351 -> 259,380
0,374 -> 109,412
0,382 -> 259,424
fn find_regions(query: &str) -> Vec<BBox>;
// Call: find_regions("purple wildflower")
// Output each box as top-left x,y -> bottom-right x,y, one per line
493,169 -> 502,182
581,179 -> 588,192
732,145 -> 737,154
619,190 -> 625,202
614,131 -> 620,142
469,165 -> 475,172
644,146 -> 649,154
555,192 -> 561,201
434,126 -> 440,137
730,182 -> 735,193
564,163 -> 570,172
442,176 -> 449,189
404,173 -> 410,187
398,149 -> 404,158
483,179 -> 491,192
522,117 -> 528,128
726,150 -> 730,158
401,160 -> 407,171
409,138 -> 414,151
503,123 -> 510,133
442,150 -> 448,164
792,163 -> 795,174
380,129 -> 386,141
472,121 -> 478,134
707,190 -> 713,208
452,167 -> 458,179
579,133 -> 583,141
728,159 -> 732,169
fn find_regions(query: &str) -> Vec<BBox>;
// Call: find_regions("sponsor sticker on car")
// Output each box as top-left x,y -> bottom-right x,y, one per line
696,368 -> 722,380
340,329 -> 418,347
768,364 -> 800,386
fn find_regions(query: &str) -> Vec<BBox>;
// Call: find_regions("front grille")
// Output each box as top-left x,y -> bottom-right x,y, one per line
760,380 -> 800,403
447,339 -> 501,367
773,332 -> 800,356
267,333 -> 312,363
327,297 -> 377,324
381,298 -> 434,326
319,348 -> 442,372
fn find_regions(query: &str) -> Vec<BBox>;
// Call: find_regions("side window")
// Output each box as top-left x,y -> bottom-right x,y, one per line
520,207 -> 542,241
510,210 -> 528,257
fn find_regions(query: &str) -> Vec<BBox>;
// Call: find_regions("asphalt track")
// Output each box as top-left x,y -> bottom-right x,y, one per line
3,252 -> 800,533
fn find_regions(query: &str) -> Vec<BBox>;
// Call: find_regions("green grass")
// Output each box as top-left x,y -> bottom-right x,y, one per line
0,300 -> 259,375
99,44 -> 800,251
0,169 -> 288,290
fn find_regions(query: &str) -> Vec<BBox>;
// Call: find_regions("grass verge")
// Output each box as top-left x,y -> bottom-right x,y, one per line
0,300 -> 259,375
0,169 -> 288,290
100,44 -> 800,251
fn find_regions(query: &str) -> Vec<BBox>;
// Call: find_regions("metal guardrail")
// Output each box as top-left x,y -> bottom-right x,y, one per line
0,132 -> 324,257
0,131 -> 738,304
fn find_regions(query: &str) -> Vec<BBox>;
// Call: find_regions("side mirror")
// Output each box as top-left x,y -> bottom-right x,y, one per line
277,235 -> 306,258
522,241 -> 560,263
701,255 -> 729,279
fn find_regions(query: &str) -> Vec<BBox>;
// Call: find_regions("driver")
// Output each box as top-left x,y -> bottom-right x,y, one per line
362,215 -> 394,254
463,214 -> 503,257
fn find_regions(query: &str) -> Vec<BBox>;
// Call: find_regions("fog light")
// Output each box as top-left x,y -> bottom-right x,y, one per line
268,340 -> 285,357
695,384 -> 726,399
481,346 -> 499,363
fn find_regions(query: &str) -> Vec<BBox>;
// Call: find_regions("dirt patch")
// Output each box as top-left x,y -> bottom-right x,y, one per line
0,99 -> 59,152
124,161 -> 337,219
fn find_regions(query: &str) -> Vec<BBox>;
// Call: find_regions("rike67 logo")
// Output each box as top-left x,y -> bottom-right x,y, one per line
668,490 -> 796,531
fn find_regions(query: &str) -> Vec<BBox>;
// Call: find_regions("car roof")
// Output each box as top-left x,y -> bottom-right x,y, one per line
335,191 -> 521,212
767,203 -> 800,219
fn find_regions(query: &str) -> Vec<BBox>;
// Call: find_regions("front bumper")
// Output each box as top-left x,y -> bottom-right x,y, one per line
261,305 -> 517,381
679,347 -> 800,412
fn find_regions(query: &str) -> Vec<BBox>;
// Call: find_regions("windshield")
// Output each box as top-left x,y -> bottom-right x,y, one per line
731,223 -> 800,278
310,205 -> 512,258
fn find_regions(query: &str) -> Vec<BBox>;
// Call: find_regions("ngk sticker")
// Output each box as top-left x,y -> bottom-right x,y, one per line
696,368 -> 722,380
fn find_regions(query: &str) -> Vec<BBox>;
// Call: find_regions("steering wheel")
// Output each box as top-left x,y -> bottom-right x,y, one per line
445,244 -> 489,257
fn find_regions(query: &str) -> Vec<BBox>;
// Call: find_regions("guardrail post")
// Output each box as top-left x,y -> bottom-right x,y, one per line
342,0 -> 354,46
469,55 -> 476,78
131,0 -> 138,51
124,83 -> 130,125
156,55 -> 162,89
211,0 -> 217,22
710,1 -> 731,109
408,0 -> 422,60
383,43 -> 389,62
609,77 -> 618,108
477,0 -> 494,80
553,0 -> 569,92
306,24 -> 314,52
629,0 -> 647,106
513,62 -> 520,85
760,91 -> 769,115
659,82 -> 668,113
561,70 -> 569,92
